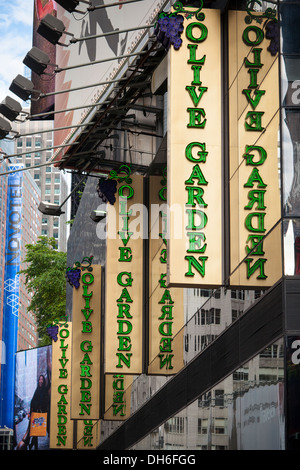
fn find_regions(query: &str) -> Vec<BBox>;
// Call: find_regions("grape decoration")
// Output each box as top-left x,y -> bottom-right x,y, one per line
66,267 -> 81,289
46,325 -> 59,342
265,20 -> 279,56
154,13 -> 184,51
96,177 -> 117,205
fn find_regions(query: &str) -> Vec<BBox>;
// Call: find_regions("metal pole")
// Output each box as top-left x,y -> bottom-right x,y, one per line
55,48 -> 152,72
41,50 -> 151,97
69,23 -> 154,45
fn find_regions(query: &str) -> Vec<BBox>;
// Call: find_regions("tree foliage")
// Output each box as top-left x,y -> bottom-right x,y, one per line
19,236 -> 67,346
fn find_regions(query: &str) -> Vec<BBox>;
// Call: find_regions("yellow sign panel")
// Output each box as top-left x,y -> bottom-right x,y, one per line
105,174 -> 144,374
71,264 -> 102,420
104,374 -> 133,420
50,322 -> 74,449
167,8 -> 222,287
228,10 -> 281,287
148,175 -> 184,374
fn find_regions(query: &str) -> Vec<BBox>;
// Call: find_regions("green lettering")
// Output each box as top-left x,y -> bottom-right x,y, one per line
116,352 -> 132,368
186,209 -> 208,230
243,145 -> 267,165
187,44 -> 206,64
185,142 -> 208,162
186,86 -> 208,106
244,190 -> 266,210
185,255 -> 208,277
185,186 -> 207,207
186,231 -> 207,253
118,246 -> 132,262
187,108 -> 207,128
245,111 -> 264,131
245,212 -> 266,232
245,257 -> 267,279
244,168 -> 267,188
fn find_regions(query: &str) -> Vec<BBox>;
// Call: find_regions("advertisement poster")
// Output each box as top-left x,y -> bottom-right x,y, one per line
14,346 -> 52,450
31,0 -> 57,117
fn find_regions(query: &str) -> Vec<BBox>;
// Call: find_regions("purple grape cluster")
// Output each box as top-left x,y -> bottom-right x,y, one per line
46,325 -> 59,342
154,14 -> 184,51
96,178 -> 117,205
265,20 -> 279,56
66,267 -> 81,289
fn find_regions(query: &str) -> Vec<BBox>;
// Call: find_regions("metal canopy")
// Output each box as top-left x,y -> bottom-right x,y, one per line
51,41 -> 166,174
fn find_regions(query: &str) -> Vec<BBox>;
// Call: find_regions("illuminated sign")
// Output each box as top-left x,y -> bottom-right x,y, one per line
105,170 -> 144,374
50,322 -> 73,449
228,8 -> 281,287
167,7 -> 222,287
70,259 -> 102,420
148,174 -> 184,374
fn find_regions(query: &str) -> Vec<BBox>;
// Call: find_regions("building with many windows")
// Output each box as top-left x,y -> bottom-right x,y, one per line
17,170 -> 41,350
13,114 -> 69,251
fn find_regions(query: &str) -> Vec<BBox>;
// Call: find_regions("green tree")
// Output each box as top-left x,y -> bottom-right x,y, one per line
19,236 -> 67,345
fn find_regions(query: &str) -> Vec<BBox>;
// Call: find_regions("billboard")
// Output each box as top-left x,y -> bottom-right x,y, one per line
14,346 -> 52,450
31,0 -> 57,118
52,0 -> 165,161
167,8 -> 223,287
0,164 -> 23,429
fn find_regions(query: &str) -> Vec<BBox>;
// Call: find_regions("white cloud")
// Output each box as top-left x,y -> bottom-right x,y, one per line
11,0 -> 34,26
0,0 -> 33,28
0,1 -> 34,101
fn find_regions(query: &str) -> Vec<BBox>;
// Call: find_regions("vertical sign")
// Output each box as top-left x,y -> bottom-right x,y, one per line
50,322 -> 74,449
105,173 -> 144,374
104,374 -> 133,421
228,9 -> 281,287
0,164 -> 23,428
148,174 -> 184,374
167,8 -> 222,287
71,263 -> 102,420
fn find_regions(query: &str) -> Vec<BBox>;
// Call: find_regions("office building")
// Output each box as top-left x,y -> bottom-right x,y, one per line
14,115 -> 69,251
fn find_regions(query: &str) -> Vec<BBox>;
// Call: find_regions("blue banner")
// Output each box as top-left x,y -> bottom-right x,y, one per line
0,164 -> 23,428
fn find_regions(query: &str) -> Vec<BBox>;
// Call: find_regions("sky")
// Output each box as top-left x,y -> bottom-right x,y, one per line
0,0 -> 34,101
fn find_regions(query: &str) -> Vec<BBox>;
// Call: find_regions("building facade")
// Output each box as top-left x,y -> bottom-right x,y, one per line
17,170 -> 41,350
14,115 -> 68,252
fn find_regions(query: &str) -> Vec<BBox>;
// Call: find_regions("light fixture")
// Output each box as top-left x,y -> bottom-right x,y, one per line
0,117 -> 12,139
23,47 -> 51,76
38,173 -> 89,216
55,0 -> 86,13
9,75 -> 40,101
0,96 -> 22,121
90,209 -> 107,222
37,14 -> 70,46
38,201 -> 65,216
